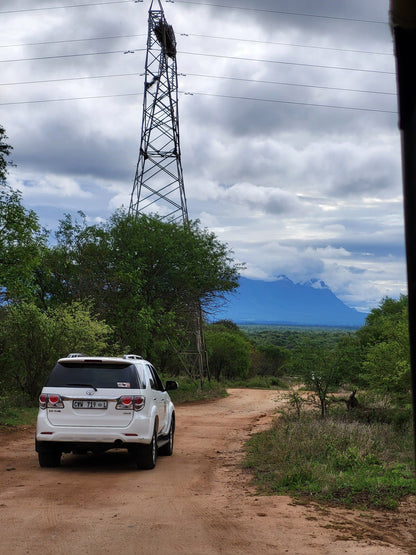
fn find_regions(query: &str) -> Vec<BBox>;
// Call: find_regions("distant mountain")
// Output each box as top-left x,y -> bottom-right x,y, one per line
214,276 -> 367,328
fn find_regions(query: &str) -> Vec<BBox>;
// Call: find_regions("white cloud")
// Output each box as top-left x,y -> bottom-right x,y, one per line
10,173 -> 92,201
0,0 -> 406,312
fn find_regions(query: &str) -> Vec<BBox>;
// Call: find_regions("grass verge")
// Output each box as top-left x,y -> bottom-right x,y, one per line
164,377 -> 228,404
0,406 -> 38,428
243,411 -> 416,510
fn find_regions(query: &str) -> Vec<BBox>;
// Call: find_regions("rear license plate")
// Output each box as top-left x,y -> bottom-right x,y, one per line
72,400 -> 108,409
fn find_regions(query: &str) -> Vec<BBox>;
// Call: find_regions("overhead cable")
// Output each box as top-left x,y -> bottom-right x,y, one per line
0,71 -> 396,97
0,48 -> 393,76
0,32 -> 392,57
1,0 -> 386,26
0,34 -> 146,49
184,73 -> 396,96
182,34 -> 393,57
173,0 -> 387,25
0,49 -> 145,63
184,91 -> 396,113
179,51 -> 395,75
0,1 -> 135,15
0,90 -> 397,114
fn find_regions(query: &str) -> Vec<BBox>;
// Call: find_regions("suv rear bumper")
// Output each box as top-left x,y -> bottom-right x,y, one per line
35,438 -> 135,453
36,435 -> 171,454
36,411 -> 155,446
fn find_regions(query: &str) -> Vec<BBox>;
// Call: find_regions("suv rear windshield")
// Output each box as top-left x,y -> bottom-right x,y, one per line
46,362 -> 143,389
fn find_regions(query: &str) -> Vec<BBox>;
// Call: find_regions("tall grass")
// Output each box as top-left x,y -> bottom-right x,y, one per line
244,410 -> 415,510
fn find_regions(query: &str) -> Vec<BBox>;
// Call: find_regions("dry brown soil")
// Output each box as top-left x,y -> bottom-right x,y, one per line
1,389 -> 416,554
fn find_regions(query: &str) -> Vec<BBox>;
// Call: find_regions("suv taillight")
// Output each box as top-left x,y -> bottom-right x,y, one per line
116,395 -> 145,411
39,394 -> 64,409
133,396 -> 145,411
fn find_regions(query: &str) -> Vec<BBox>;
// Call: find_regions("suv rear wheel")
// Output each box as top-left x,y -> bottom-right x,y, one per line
158,417 -> 174,456
134,423 -> 157,470
38,450 -> 62,468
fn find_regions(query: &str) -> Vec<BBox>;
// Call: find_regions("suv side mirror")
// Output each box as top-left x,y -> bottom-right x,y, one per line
165,380 -> 178,391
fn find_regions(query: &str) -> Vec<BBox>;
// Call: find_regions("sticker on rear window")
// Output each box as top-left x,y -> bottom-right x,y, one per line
117,382 -> 130,388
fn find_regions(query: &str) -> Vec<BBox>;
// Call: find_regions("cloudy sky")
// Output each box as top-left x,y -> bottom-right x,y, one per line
1,0 -> 404,312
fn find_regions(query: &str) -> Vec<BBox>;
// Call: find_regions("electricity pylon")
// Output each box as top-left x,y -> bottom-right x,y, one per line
129,0 -> 208,383
129,0 -> 188,223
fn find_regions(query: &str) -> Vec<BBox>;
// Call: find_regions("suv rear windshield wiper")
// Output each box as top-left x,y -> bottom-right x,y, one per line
66,383 -> 98,391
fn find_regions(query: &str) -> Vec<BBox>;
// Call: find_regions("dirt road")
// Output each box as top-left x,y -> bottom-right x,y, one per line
1,389 -> 415,554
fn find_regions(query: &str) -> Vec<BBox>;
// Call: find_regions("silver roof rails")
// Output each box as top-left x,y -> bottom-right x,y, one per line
123,354 -> 143,360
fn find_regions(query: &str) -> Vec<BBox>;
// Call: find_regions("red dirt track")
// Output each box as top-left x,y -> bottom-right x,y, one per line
1,389 -> 415,554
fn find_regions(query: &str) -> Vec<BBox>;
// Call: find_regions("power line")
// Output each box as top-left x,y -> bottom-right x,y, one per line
0,47 -> 393,76
0,72 -> 141,86
0,33 -> 393,61
0,71 -> 396,98
0,1 -> 135,15
0,89 -> 397,114
180,51 -> 395,75
0,34 -> 146,49
0,32 -> 392,58
182,33 -> 393,57
1,0 -> 386,26
173,0 -> 387,25
184,73 -> 396,97
0,48 -> 145,63
184,91 -> 396,113
0,92 -> 141,105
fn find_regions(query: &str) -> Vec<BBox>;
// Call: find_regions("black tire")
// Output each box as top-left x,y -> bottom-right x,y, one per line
158,417 -> 174,456
136,425 -> 157,470
38,450 -> 61,468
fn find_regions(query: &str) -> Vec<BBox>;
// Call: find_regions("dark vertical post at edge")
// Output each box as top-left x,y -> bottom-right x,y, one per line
390,0 -> 416,463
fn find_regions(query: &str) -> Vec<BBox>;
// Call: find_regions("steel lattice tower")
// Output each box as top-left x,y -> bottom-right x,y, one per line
129,0 -> 188,223
129,0 -> 208,382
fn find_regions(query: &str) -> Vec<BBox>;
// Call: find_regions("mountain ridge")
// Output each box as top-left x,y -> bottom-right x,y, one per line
215,276 -> 367,328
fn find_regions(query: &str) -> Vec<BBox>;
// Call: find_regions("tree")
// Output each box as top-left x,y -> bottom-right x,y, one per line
359,298 -> 410,398
0,126 -> 47,303
251,343 -> 289,377
36,211 -> 111,309
289,340 -> 345,417
334,333 -> 364,387
357,295 -> 408,347
38,211 -> 242,369
0,185 -> 47,303
205,321 -> 251,381
0,124 -> 13,184
0,302 -> 112,402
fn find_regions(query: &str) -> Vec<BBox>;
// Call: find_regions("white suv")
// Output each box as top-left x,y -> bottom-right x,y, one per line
35,355 -> 177,469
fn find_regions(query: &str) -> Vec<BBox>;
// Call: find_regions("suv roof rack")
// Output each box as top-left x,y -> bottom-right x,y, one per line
123,354 -> 143,360
67,353 -> 87,358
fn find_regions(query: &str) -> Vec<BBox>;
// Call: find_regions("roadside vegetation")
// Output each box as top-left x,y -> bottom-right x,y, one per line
243,295 -> 415,510
244,404 -> 415,510
0,125 -> 241,409
164,377 -> 227,404
1,124 -> 414,510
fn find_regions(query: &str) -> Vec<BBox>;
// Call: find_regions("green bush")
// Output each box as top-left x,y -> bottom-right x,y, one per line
0,302 -> 112,402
